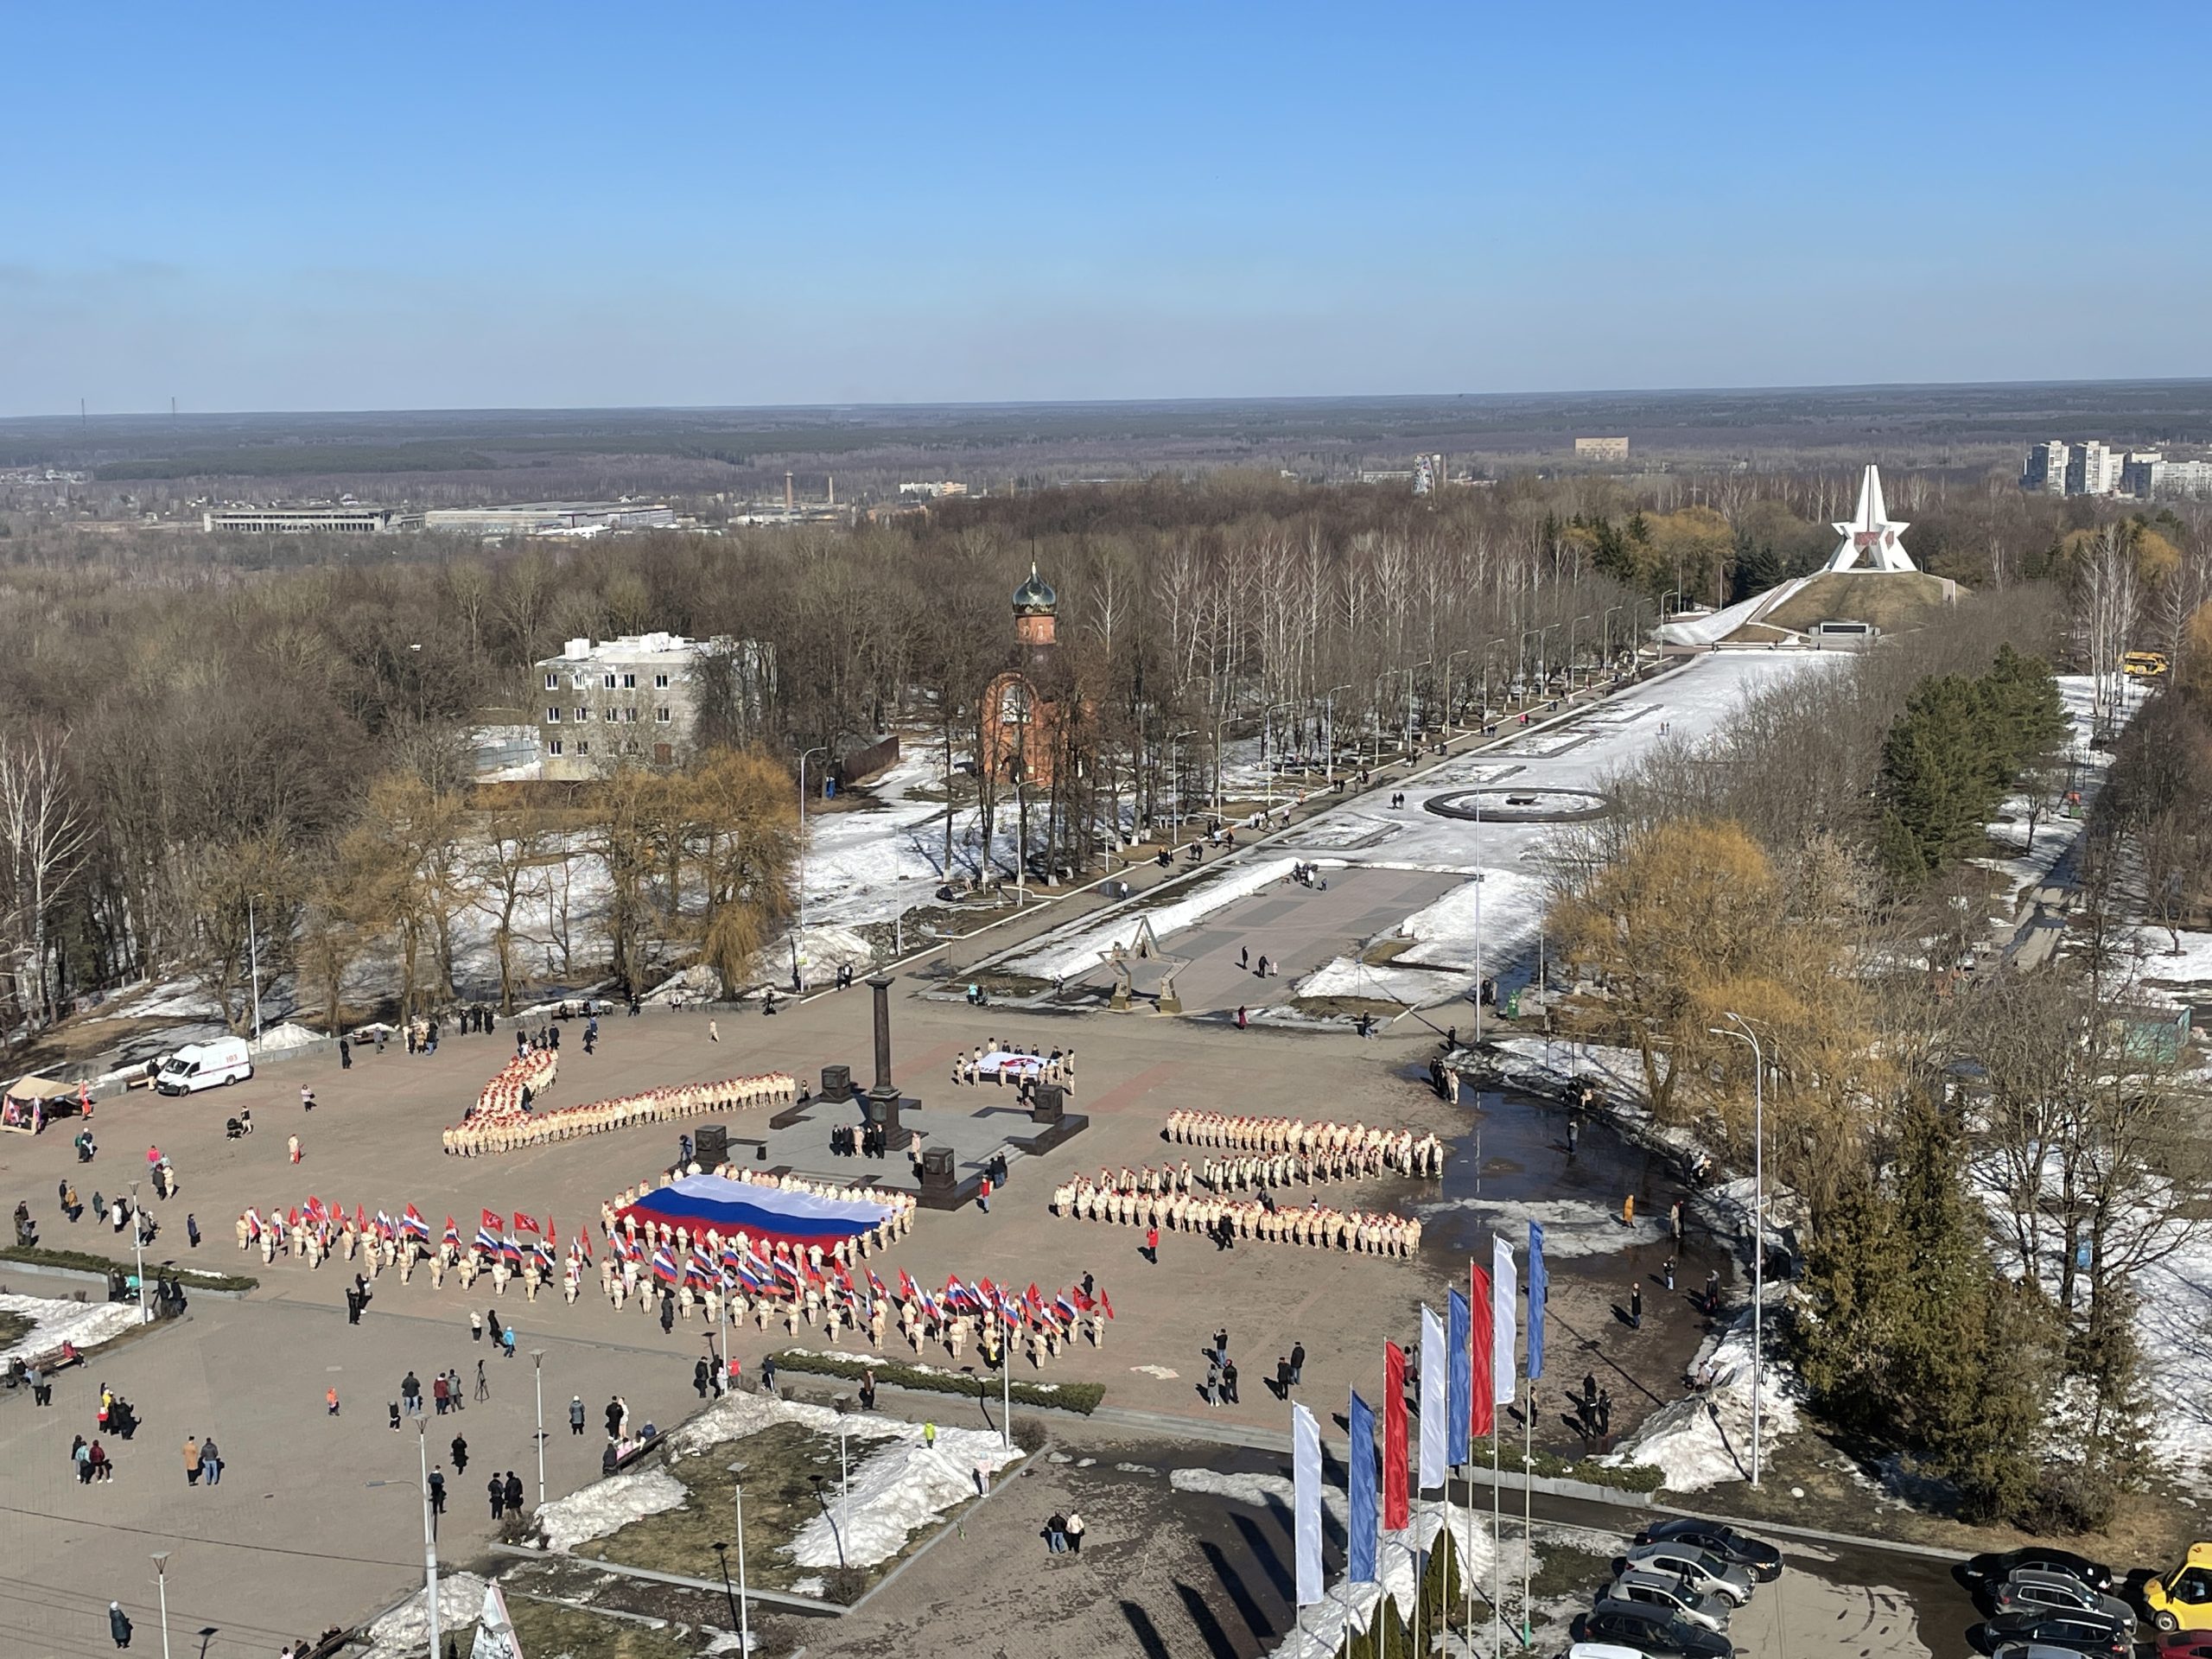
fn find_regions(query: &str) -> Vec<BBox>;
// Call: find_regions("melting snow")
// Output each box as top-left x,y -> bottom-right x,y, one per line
536,1465 -> 689,1552
0,1293 -> 141,1363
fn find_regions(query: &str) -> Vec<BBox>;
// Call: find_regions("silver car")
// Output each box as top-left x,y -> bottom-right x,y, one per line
1992,1568 -> 2136,1630
1605,1567 -> 1734,1635
1622,1543 -> 1757,1607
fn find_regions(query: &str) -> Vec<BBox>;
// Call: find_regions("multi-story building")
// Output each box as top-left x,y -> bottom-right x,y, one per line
2022,441 -> 2071,493
533,632 -> 774,780
2065,441 -> 2126,498
2132,457 -> 2212,499
203,505 -> 416,533
1574,436 -> 1630,461
425,501 -> 674,537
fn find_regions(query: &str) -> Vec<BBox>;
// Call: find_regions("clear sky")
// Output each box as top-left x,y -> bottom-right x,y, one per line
5,1 -> 2208,415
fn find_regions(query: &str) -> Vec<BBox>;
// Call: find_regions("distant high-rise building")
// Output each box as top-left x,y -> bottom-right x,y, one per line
2063,441 -> 2125,498
2022,441 -> 2070,493
1574,436 -> 1630,461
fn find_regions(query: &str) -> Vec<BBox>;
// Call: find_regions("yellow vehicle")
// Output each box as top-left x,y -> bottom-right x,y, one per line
2124,650 -> 2171,678
2145,1541 -> 2212,1630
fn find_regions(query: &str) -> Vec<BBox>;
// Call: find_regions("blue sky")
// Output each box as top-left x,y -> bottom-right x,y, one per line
5,2 -> 2208,414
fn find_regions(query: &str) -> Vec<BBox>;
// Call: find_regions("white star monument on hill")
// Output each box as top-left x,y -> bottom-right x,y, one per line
1824,464 -> 1917,573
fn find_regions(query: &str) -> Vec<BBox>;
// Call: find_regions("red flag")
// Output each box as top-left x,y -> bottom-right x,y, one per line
898,1268 -> 918,1302
1383,1341 -> 1410,1529
1025,1282 -> 1044,1311
577,1224 -> 593,1260
1469,1262 -> 1495,1439
512,1211 -> 539,1236
1100,1288 -> 1115,1319
481,1208 -> 502,1233
545,1217 -> 556,1251
354,1205 -> 368,1233
1071,1287 -> 1092,1313
285,1206 -> 300,1229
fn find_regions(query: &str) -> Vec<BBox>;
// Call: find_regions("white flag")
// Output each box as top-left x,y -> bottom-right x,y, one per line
1419,1303 -> 1447,1488
1292,1402 -> 1324,1606
1491,1234 -> 1518,1407
472,1581 -> 524,1659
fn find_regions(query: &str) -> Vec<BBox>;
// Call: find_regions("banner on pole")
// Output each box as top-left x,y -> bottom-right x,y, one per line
1527,1221 -> 1548,1382
1419,1305 -> 1447,1490
1383,1340 -> 1410,1529
471,1583 -> 524,1659
1349,1389 -> 1379,1584
1469,1263 -> 1494,1437
1293,1402 -> 1324,1605
1446,1287 -> 1472,1466
1491,1235 -> 1518,1406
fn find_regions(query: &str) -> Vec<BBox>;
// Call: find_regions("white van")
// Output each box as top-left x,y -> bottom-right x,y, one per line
155,1038 -> 254,1096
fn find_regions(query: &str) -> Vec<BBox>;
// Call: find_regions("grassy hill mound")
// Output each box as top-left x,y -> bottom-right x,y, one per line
1756,571 -> 1956,635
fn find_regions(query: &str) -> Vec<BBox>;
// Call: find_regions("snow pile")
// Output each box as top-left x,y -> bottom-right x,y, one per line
535,1464 -> 689,1553
0,1293 -> 142,1363
1416,1196 -> 1668,1257
1007,856 -> 1314,980
790,923 -> 880,986
2132,928 -> 2212,988
361,1572 -> 489,1659
1259,1501 -> 1506,1659
1392,869 -> 1550,970
662,1385 -> 870,1455
789,1422 -> 1021,1568
251,1021 -> 323,1053
1599,1304 -> 1802,1492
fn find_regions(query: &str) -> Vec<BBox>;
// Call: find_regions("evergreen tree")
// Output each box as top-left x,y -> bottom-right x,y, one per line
1878,675 -> 2004,880
1798,1172 -> 1916,1438
1978,645 -> 2069,778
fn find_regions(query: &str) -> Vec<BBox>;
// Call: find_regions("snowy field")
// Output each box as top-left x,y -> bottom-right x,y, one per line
537,1386 -> 1023,1578
1275,652 -> 1833,1009
1005,855 -> 1315,981
0,1292 -> 143,1363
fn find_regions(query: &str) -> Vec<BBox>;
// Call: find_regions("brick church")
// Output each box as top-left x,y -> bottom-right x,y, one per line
980,563 -> 1068,789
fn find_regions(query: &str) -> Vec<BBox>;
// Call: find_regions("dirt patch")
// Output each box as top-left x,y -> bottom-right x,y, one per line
503,1593 -> 709,1659
0,1311 -> 34,1350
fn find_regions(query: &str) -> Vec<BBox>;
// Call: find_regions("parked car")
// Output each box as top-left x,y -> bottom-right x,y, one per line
1576,1603 -> 1733,1659
1620,1543 -> 1757,1608
1634,1519 -> 1783,1584
2146,1542 -> 2212,1632
1992,1570 -> 2135,1629
1567,1644 -> 1655,1659
1983,1611 -> 2133,1658
1965,1549 -> 2116,1597
1994,1644 -> 2127,1659
1604,1569 -> 1733,1636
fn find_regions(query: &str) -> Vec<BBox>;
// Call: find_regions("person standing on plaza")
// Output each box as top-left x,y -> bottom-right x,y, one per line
475,1357 -> 489,1402
1144,1224 -> 1159,1264
451,1433 -> 468,1474
569,1395 -> 586,1435
1629,1284 -> 1643,1331
488,1474 -> 505,1520
470,1310 -> 483,1343
200,1436 -> 221,1486
183,1435 -> 201,1486
504,1470 -> 524,1516
428,1467 -> 446,1524
109,1601 -> 132,1649
1289,1340 -> 1306,1387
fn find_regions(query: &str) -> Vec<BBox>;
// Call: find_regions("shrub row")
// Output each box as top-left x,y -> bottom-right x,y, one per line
772,1349 -> 1104,1415
0,1244 -> 259,1294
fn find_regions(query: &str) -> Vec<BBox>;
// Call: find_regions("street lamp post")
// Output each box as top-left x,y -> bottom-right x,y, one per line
1168,730 -> 1197,842
1709,1013 -> 1765,1487
151,1553 -> 172,1659
128,1179 -> 149,1325
794,745 -> 830,985
1402,661 -> 1429,760
418,1421 -> 440,1659
245,894 -> 263,1040
1443,648 -> 1472,730
1600,604 -> 1624,680
1320,686 -> 1351,785
531,1350 -> 547,1508
730,1466 -> 753,1655
1262,701 -> 1297,814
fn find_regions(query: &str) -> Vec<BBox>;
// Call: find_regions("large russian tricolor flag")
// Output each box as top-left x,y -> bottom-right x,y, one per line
616,1174 -> 892,1255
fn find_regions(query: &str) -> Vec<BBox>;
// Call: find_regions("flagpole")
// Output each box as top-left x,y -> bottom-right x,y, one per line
1491,1411 -> 1501,1659
1521,1379 -> 1533,1646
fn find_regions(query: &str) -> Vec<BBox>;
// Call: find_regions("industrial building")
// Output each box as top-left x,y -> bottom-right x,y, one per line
423,501 -> 676,537
202,505 -> 415,533
534,632 -> 774,780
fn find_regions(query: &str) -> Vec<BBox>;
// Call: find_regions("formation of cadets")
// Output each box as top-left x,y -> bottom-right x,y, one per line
442,1052 -> 796,1155
1049,1165 -> 1424,1257
1160,1110 -> 1446,1177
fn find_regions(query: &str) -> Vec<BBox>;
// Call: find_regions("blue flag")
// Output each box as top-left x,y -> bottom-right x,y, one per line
1446,1287 -> 1472,1466
1349,1389 -> 1379,1585
1527,1221 -> 1548,1381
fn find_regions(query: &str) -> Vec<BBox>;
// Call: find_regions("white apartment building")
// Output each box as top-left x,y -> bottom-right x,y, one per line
2023,439 -> 2183,498
533,632 -> 773,781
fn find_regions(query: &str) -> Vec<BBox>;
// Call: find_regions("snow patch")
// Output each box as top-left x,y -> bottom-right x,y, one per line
1416,1196 -> 1668,1256
362,1573 -> 489,1659
788,1424 -> 1022,1569
1006,857 -> 1317,980
1598,1303 -> 1802,1491
0,1293 -> 142,1363
536,1464 -> 689,1553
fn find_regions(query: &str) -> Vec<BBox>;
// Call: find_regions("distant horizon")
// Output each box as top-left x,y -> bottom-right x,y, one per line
12,374 -> 2212,429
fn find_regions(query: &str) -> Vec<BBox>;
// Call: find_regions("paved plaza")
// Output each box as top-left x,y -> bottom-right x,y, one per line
0,655 -> 1805,1654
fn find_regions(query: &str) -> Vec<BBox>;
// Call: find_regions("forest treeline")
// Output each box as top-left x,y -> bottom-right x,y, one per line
0,469 -> 2202,1047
